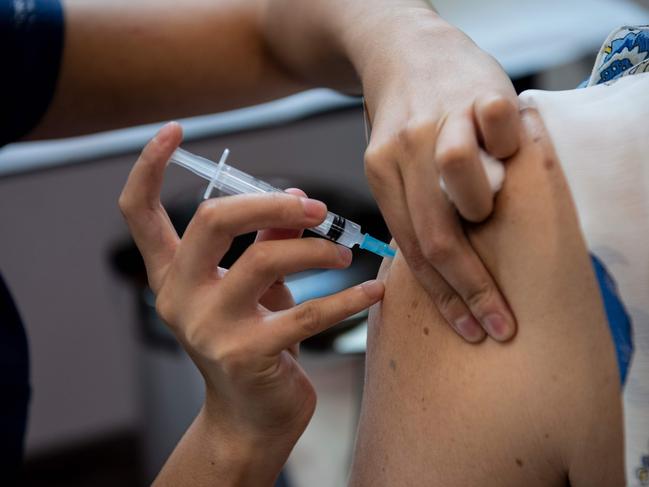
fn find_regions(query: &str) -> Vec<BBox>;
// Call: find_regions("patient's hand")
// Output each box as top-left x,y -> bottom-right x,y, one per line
119,123 -> 384,486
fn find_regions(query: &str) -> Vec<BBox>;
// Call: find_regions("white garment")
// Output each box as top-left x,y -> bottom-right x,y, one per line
520,73 -> 649,486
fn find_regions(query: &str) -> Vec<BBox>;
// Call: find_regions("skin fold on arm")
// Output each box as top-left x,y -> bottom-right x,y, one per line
349,109 -> 624,487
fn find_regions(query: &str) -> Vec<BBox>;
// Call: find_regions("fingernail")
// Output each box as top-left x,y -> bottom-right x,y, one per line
156,121 -> 179,139
285,187 -> 307,198
337,245 -> 353,264
301,198 -> 326,219
454,315 -> 485,343
483,313 -> 513,341
361,280 -> 384,300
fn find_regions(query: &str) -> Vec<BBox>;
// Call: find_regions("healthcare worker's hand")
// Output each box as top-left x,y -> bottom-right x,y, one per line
119,123 -> 384,486
353,6 -> 520,343
265,0 -> 519,343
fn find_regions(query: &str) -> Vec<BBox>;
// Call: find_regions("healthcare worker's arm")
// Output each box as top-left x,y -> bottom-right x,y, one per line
264,0 -> 520,342
349,109 -> 624,486
119,123 -> 385,487
22,0 -> 519,343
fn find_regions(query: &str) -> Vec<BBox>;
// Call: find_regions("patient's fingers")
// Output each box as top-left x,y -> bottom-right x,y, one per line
436,112 -> 493,222
118,122 -> 182,292
220,238 -> 353,310
173,193 -> 327,284
261,280 -> 384,355
475,93 -> 520,159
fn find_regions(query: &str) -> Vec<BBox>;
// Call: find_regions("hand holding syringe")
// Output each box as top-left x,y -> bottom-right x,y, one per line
169,148 -> 397,259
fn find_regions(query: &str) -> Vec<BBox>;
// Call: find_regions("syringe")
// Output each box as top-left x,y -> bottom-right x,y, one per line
169,148 -> 396,259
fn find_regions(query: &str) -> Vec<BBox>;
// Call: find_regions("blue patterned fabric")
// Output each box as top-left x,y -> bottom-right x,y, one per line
580,25 -> 649,87
591,256 -> 633,385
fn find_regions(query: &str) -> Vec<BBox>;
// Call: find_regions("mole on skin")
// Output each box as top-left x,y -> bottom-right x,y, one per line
515,458 -> 524,467
389,359 -> 397,371
544,157 -> 555,170
423,327 -> 430,336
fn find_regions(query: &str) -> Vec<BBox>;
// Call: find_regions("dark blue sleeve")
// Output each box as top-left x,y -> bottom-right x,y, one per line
0,0 -> 64,147
0,272 -> 30,481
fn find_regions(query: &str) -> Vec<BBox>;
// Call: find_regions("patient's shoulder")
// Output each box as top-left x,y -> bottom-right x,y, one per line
352,110 -> 624,487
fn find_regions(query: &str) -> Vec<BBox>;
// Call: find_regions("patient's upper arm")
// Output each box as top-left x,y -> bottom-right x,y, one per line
349,109 -> 623,487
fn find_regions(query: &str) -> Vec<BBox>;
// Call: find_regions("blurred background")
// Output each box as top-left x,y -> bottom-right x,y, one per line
1,0 -> 648,485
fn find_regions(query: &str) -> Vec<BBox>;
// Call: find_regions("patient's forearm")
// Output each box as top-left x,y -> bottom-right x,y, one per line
350,109 -> 623,486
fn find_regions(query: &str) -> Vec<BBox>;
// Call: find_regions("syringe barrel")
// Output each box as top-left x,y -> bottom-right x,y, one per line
312,213 -> 362,248
215,164 -> 279,195
170,148 -> 364,248
220,167 -> 363,247
212,162 -> 363,247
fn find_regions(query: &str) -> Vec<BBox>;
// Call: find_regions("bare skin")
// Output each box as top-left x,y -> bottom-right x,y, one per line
349,109 -> 624,486
119,123 -> 385,486
30,0 -> 521,341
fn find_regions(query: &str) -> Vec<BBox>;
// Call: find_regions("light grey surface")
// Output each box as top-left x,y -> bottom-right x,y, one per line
0,108 -> 369,453
435,0 -> 649,78
0,89 -> 359,177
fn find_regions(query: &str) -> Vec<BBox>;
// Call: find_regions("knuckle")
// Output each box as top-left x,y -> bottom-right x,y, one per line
182,311 -> 234,362
434,290 -> 464,317
396,119 -> 435,157
194,200 -> 219,227
194,200 -> 237,238
312,238 -> 337,260
437,143 -> 475,174
421,234 -> 456,264
463,282 -> 494,310
243,243 -> 276,274
294,303 -> 323,336
264,192 -> 302,223
364,143 -> 392,184
117,193 -> 135,218
154,292 -> 176,327
279,194 -> 302,221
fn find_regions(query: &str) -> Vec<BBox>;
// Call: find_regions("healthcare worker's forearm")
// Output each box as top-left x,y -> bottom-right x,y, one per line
29,0 -> 443,140
28,0 -> 306,140
153,406 -> 297,487
263,0 -> 443,93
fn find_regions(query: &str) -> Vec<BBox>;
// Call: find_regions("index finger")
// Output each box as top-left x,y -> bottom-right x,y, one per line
118,122 -> 182,291
402,145 -> 516,342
